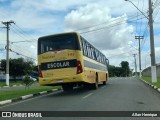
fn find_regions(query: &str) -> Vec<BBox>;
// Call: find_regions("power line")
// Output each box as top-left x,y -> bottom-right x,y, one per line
11,40 -> 36,44
10,43 -> 37,60
141,0 -> 160,51
8,26 -> 37,57
74,12 -> 147,33
135,0 -> 140,36
80,16 -> 146,34
10,49 -> 37,61
139,0 -> 145,35
86,14 -> 147,34
14,24 -> 36,39
10,25 -> 37,43
80,21 -> 125,34
107,50 -> 134,58
153,0 -> 160,9
153,6 -> 160,20
75,15 -> 126,31
140,22 -> 150,50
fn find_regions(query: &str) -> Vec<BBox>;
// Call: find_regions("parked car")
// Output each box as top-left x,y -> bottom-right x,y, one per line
28,76 -> 37,81
23,75 -> 37,81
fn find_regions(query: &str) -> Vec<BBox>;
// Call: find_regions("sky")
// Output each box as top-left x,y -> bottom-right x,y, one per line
0,0 -> 160,72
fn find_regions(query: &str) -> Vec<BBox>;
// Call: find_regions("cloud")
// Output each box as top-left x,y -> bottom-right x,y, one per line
10,0 -> 94,12
0,0 -> 159,68
64,3 -> 135,66
155,47 -> 160,63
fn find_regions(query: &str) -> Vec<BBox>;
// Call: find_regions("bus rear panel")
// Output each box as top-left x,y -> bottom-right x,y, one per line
38,33 -> 84,87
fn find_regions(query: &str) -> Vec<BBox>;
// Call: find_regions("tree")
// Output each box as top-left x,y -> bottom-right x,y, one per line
108,65 -> 115,77
0,58 -> 36,80
108,61 -> 131,77
22,75 -> 34,89
120,61 -> 130,77
0,59 -> 6,71
23,58 -> 35,74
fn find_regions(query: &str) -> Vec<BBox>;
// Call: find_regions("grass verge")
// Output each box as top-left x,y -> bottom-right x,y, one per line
0,81 -> 23,87
0,86 -> 61,101
142,76 -> 160,88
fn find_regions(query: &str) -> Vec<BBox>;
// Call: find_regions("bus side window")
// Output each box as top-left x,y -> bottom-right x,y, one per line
106,59 -> 109,70
41,44 -> 44,53
91,47 -> 95,60
81,38 -> 85,55
96,52 -> 100,62
100,53 -> 102,62
99,53 -> 101,62
81,37 -> 85,56
86,43 -> 89,57
102,56 -> 105,64
93,49 -> 97,60
88,46 -> 91,58
83,40 -> 87,56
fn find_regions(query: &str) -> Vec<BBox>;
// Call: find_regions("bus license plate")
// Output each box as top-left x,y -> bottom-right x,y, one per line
56,80 -> 64,83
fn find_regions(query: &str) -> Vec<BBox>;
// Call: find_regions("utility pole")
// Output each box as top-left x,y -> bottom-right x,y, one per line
149,0 -> 157,83
135,36 -> 144,78
133,54 -> 137,77
124,0 -> 157,83
2,20 -> 15,86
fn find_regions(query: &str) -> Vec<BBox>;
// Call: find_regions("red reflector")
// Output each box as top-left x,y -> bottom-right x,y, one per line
38,65 -> 43,77
77,61 -> 83,74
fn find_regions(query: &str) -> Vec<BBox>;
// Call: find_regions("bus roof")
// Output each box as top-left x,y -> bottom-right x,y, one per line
38,32 -> 80,40
38,32 -> 107,60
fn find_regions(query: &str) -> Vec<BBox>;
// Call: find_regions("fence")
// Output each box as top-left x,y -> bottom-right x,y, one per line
142,64 -> 160,77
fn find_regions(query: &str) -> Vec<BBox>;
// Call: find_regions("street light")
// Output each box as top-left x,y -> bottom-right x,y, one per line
124,0 -> 149,19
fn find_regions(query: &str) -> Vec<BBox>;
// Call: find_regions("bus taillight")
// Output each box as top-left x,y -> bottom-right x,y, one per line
77,61 -> 83,74
38,65 -> 43,77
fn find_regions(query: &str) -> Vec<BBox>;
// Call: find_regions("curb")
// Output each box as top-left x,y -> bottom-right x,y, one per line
0,88 -> 62,106
141,79 -> 160,93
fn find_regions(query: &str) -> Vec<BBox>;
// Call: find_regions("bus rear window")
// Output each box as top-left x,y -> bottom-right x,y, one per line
38,33 -> 80,54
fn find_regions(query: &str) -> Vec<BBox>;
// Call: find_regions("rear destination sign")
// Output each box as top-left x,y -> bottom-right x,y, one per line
41,59 -> 77,70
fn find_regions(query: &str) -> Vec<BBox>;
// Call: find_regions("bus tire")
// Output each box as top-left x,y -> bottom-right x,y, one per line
92,74 -> 98,90
62,84 -> 73,92
103,73 -> 107,85
103,81 -> 106,85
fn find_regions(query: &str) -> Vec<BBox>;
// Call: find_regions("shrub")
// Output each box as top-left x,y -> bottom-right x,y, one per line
22,75 -> 34,89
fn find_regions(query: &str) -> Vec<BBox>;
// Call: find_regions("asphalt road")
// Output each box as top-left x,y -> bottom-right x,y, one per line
0,77 -> 160,120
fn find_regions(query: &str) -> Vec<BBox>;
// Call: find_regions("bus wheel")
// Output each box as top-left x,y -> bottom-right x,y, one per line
62,84 -> 73,92
92,75 -> 98,90
103,81 -> 106,85
103,74 -> 107,85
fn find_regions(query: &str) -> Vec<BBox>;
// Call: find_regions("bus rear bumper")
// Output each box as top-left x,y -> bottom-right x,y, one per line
39,74 -> 83,86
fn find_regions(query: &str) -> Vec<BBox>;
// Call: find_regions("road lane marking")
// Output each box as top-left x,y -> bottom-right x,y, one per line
82,93 -> 93,99
101,86 -> 106,89
108,83 -> 112,85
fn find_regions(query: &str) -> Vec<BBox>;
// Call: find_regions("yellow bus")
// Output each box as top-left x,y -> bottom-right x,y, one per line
38,32 -> 109,91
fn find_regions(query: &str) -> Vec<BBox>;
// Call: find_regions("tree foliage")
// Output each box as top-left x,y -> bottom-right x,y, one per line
0,58 -> 36,79
109,61 -> 130,77
22,75 -> 34,89
120,61 -> 130,77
